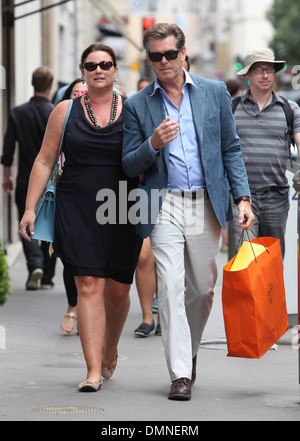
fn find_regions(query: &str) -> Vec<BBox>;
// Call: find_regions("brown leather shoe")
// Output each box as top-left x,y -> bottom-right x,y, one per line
191,355 -> 197,386
168,378 -> 191,401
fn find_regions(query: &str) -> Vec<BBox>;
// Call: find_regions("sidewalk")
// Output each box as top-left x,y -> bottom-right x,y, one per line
0,244 -> 299,422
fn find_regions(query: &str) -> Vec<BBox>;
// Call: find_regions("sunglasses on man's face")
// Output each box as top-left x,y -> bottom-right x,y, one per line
148,50 -> 179,63
83,61 -> 114,72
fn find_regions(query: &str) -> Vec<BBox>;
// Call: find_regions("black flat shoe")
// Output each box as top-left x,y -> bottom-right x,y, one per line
134,321 -> 155,337
155,323 -> 162,336
78,380 -> 102,392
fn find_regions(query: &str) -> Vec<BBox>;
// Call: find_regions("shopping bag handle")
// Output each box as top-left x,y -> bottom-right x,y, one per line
236,230 -> 270,263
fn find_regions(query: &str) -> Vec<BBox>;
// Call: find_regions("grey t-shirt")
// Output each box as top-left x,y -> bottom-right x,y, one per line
234,90 -> 300,192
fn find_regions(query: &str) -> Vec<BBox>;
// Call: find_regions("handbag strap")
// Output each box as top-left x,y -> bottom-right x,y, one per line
236,229 -> 270,263
56,99 -> 73,162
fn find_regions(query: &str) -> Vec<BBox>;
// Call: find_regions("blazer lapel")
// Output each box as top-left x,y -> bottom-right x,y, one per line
189,78 -> 205,151
145,89 -> 169,168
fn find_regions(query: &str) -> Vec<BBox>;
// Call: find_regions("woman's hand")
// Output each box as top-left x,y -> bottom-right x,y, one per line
20,209 -> 36,242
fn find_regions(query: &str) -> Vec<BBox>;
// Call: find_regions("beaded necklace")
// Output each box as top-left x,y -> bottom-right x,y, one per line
84,91 -> 118,128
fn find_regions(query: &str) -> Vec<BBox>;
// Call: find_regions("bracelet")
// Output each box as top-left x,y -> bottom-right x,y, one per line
235,196 -> 251,205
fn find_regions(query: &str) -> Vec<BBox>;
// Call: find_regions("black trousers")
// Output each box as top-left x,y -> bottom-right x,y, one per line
15,185 -> 56,281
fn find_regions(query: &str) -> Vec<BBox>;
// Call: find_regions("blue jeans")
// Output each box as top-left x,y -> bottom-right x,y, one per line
229,188 -> 290,260
16,186 -> 56,280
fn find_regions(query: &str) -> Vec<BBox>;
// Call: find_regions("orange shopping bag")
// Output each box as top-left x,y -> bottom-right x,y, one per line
222,233 -> 289,359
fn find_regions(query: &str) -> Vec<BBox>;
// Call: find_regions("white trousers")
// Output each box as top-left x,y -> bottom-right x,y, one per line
150,190 -> 221,381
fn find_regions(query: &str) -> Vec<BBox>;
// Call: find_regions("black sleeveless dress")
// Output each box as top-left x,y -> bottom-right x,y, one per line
53,96 -> 142,284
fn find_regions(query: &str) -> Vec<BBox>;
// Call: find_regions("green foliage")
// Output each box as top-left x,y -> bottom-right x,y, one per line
267,0 -> 300,67
0,240 -> 12,306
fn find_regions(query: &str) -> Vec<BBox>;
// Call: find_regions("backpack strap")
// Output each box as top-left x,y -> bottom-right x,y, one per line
232,94 -> 295,149
280,96 -> 295,147
232,96 -> 242,114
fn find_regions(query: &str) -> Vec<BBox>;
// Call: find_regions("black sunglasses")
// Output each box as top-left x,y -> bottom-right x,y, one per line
83,61 -> 114,72
148,50 -> 179,62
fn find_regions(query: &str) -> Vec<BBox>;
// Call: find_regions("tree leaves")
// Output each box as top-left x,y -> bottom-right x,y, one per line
0,240 -> 12,306
268,0 -> 300,66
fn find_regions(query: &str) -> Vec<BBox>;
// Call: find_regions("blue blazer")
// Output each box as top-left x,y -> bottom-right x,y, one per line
122,75 -> 250,239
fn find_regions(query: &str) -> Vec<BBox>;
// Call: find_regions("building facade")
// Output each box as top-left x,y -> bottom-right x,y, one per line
1,0 -> 99,245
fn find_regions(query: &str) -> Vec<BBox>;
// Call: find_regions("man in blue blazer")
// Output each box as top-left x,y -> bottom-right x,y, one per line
122,23 -> 254,401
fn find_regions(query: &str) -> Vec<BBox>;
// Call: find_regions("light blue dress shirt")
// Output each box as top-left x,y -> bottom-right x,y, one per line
149,70 -> 206,192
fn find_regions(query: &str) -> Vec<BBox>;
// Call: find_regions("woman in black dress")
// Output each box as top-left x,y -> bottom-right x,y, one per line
20,43 -> 142,392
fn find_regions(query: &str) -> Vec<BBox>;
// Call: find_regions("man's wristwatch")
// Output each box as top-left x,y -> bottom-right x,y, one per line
235,196 -> 252,205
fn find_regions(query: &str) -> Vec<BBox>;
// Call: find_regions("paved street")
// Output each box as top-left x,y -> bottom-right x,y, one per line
0,244 -> 299,422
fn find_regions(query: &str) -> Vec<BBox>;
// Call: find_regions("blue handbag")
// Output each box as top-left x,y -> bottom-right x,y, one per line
31,100 -> 73,242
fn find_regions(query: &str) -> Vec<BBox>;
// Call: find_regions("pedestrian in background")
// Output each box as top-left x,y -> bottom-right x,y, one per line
122,23 -> 255,401
134,234 -> 159,337
20,43 -> 142,393
230,49 -> 300,259
1,66 -> 56,290
183,54 -> 190,72
225,78 -> 242,100
137,77 -> 151,91
60,78 -> 88,101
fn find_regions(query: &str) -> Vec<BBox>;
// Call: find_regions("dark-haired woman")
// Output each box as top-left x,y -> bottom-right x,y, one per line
20,43 -> 142,392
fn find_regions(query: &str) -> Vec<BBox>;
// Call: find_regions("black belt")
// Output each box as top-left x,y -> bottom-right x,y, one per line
251,188 -> 272,195
251,187 -> 287,196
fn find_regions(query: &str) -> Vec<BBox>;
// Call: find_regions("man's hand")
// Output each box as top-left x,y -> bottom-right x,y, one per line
150,117 -> 180,151
2,166 -> 13,195
238,201 -> 255,230
2,176 -> 13,195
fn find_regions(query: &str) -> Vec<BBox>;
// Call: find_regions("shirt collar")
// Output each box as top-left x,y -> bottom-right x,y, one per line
243,89 -> 283,106
272,90 -> 285,105
150,69 -> 196,96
